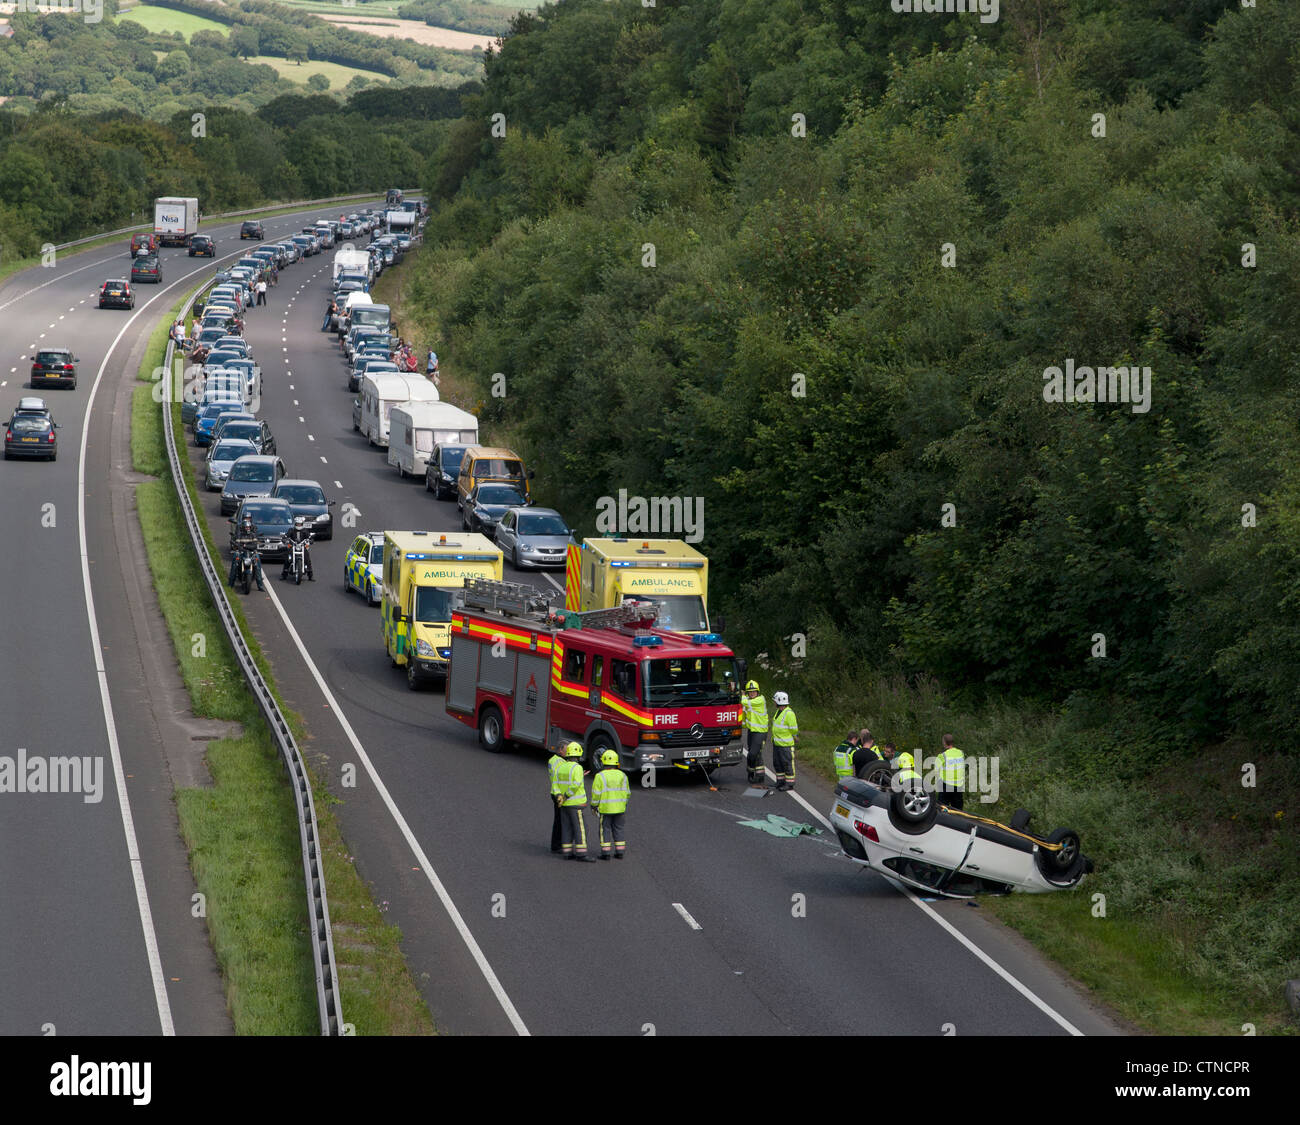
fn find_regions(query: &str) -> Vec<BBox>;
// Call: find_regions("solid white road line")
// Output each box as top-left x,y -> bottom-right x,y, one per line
769,770 -> 1083,1035
672,902 -> 703,931
259,583 -> 531,1035
79,297 -> 184,1036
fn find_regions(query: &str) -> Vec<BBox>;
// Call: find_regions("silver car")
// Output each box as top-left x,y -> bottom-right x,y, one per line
205,438 -> 259,491
494,506 -> 572,569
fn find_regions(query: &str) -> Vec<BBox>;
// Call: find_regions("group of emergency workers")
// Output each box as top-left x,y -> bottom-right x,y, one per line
741,680 -> 967,807
546,742 -> 630,861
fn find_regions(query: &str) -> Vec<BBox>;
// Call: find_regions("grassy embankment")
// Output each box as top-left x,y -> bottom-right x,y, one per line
130,292 -> 433,1033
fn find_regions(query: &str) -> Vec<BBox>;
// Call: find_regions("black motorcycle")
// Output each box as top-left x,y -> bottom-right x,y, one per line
232,547 -> 257,595
284,533 -> 313,585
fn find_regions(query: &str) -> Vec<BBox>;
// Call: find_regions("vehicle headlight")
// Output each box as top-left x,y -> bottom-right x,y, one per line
415,639 -> 435,657
314,513 -> 329,522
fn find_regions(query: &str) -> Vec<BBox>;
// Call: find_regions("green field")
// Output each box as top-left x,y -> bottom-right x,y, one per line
116,4 -> 229,38
248,55 -> 389,87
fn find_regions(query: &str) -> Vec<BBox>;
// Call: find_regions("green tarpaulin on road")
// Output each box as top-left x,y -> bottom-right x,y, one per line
737,814 -> 822,838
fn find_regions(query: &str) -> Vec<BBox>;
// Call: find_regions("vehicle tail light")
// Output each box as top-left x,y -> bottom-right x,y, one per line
65,365 -> 74,371
854,820 -> 878,842
47,432 -> 55,442
5,430 -> 11,440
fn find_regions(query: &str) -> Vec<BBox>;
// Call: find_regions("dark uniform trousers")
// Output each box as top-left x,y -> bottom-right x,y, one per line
746,730 -> 766,783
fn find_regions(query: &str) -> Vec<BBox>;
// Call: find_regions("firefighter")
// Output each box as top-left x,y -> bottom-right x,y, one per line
741,679 -> 769,786
894,748 -> 922,794
591,749 -> 629,859
937,734 -> 965,810
557,742 -> 596,861
770,691 -> 798,791
547,744 -> 567,854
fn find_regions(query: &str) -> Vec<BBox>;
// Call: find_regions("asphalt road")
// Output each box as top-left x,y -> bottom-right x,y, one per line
0,206 -> 381,1034
179,249 -> 1124,1036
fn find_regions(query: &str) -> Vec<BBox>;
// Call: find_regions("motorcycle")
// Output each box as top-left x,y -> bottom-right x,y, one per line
284,533 -> 314,585
232,547 -> 257,595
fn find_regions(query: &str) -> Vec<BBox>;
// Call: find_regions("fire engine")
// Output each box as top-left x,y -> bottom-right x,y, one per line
446,578 -> 746,773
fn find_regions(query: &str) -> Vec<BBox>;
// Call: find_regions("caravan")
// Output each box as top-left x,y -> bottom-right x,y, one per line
387,401 -> 479,478
360,373 -> 439,448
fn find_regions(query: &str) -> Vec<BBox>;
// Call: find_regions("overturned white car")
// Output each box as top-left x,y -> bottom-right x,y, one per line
830,773 -> 1093,898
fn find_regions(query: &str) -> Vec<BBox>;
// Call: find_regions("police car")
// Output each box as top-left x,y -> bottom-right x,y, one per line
829,774 -> 1092,898
343,531 -> 384,605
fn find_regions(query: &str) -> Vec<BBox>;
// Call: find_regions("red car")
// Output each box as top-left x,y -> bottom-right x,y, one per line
130,233 -> 157,257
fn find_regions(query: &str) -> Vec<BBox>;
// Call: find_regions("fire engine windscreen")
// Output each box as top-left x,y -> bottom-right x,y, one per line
643,656 -> 740,706
622,594 -> 708,633
414,587 -> 459,623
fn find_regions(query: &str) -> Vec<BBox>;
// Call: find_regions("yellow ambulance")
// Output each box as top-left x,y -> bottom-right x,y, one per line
382,530 -> 503,688
565,538 -> 712,634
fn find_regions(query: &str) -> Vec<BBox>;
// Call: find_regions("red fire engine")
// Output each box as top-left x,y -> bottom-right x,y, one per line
446,578 -> 746,773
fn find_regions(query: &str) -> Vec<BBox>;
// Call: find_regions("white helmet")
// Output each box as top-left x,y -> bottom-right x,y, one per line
773,691 -> 789,705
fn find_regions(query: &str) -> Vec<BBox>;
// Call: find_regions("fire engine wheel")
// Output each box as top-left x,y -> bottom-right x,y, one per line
587,735 -> 615,772
478,705 -> 505,752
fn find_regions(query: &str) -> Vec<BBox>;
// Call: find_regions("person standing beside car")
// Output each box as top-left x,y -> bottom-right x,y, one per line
255,278 -> 267,306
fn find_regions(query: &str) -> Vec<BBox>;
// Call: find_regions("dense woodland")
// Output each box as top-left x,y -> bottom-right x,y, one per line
404,0 -> 1300,753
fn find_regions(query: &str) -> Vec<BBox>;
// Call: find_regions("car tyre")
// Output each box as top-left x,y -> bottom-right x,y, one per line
859,759 -> 894,789
1035,827 -> 1087,886
888,784 -> 939,834
478,704 -> 505,752
1009,809 -> 1032,832
407,656 -> 422,691
512,545 -> 521,569
367,582 -> 379,607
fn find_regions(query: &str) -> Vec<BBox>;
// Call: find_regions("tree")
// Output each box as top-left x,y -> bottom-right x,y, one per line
307,73 -> 330,92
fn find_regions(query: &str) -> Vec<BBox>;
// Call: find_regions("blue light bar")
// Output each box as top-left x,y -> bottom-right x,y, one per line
691,633 -> 722,644
633,635 -> 663,647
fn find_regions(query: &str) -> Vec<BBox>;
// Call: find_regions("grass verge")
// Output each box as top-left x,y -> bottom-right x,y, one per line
132,289 -> 434,1033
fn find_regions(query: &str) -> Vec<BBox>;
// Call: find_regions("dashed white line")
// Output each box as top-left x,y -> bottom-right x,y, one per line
319,456 -> 328,463
333,480 -> 343,490
672,903 -> 703,931
292,399 -> 299,406
308,435 -> 315,442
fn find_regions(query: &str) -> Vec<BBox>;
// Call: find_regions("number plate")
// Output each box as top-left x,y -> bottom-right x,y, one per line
684,749 -> 711,759
835,804 -> 850,818
20,437 -> 37,443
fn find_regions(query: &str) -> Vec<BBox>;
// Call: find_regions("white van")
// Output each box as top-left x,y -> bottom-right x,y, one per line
387,401 -> 479,477
360,373 -> 440,448
336,290 -> 373,334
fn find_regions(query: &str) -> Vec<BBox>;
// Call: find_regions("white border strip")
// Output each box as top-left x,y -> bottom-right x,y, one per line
261,583 -> 530,1036
78,297 -> 183,1036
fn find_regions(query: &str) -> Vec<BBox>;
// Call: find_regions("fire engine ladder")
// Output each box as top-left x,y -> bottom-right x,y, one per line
566,602 -> 660,630
460,576 -> 557,620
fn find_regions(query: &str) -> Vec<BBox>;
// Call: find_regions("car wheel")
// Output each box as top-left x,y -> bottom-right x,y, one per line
478,704 -> 506,752
888,784 -> 939,834
344,566 -> 351,593
1009,809 -> 1032,832
406,655 -> 423,691
367,582 -> 379,607
859,759 -> 893,789
50,449 -> 57,462
424,473 -> 433,492
1035,827 -> 1087,886
513,546 -> 521,569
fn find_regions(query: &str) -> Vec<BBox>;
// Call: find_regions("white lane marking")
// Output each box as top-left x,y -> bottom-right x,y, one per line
770,773 -> 1084,1036
298,416 -> 305,423
541,572 -> 563,593
259,583 -> 530,1035
319,456 -> 327,463
78,301 -> 180,1036
308,435 -> 315,442
288,384 -> 294,390
672,903 -> 703,931
293,400 -> 298,407
333,481 -> 342,490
